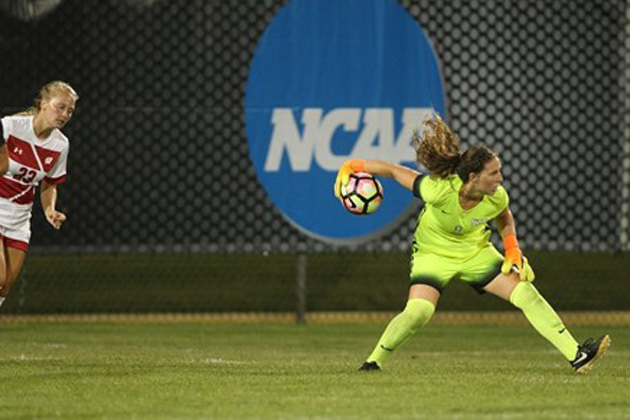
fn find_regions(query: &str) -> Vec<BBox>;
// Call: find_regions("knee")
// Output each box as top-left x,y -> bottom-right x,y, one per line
404,298 -> 436,329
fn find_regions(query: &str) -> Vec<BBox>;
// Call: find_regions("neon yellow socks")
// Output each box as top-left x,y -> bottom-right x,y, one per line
366,298 -> 435,366
365,283 -> 579,367
510,281 -> 578,360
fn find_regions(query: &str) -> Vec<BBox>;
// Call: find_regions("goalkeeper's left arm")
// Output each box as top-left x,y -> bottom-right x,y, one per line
495,208 -> 535,282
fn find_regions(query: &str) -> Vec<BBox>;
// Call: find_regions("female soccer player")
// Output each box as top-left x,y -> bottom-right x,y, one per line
0,81 -> 77,309
334,115 -> 610,374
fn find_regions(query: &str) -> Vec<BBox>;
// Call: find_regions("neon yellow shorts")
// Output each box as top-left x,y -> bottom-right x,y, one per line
409,243 -> 503,294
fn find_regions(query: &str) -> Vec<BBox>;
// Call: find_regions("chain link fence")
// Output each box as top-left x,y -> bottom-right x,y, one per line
0,0 -> 628,319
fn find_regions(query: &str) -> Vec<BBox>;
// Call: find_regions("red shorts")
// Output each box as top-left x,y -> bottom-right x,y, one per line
1,234 -> 28,251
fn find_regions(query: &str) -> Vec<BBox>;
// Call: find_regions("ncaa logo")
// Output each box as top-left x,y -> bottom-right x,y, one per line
245,0 -> 445,243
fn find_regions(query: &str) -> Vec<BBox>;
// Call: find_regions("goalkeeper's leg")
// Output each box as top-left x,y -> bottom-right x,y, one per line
484,273 -> 579,361
360,285 -> 438,370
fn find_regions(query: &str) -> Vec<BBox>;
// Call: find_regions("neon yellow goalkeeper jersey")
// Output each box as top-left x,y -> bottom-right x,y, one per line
412,174 -> 509,259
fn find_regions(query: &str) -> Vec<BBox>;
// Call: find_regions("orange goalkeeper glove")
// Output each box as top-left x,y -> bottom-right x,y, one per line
334,159 -> 365,199
501,234 -> 535,282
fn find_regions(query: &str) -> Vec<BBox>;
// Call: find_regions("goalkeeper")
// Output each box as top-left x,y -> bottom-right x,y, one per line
334,114 -> 610,374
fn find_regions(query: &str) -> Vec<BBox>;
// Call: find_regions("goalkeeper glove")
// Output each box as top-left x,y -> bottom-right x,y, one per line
334,160 -> 365,199
501,234 -> 535,282
520,256 -> 535,282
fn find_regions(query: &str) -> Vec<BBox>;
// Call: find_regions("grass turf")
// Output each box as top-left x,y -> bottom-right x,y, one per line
0,322 -> 627,419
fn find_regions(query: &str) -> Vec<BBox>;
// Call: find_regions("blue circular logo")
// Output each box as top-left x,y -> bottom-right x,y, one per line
245,0 -> 445,243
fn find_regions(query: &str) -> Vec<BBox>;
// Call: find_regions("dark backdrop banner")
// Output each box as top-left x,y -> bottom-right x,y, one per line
0,0 -> 627,254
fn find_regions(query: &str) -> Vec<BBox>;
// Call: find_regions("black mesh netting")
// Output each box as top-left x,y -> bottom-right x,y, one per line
0,0 -> 628,315
0,0 -> 627,253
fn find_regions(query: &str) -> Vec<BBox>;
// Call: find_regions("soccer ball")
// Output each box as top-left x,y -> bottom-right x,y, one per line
340,172 -> 384,215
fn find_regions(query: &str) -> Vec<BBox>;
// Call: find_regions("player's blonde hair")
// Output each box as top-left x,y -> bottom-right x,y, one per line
412,114 -> 496,183
15,80 -> 79,116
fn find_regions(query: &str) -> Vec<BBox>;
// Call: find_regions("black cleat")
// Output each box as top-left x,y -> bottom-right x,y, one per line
358,361 -> 381,372
570,334 -> 611,374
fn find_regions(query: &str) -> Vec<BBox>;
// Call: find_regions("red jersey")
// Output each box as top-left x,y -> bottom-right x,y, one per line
0,115 -> 69,229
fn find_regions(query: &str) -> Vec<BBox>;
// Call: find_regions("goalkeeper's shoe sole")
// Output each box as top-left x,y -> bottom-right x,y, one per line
570,334 -> 611,374
358,361 -> 381,372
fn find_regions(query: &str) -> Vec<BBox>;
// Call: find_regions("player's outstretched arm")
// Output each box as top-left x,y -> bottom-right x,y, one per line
334,160 -> 421,198
363,161 -> 421,191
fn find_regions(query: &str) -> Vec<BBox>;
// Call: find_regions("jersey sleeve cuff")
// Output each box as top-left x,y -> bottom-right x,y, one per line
412,174 -> 424,199
45,174 -> 67,184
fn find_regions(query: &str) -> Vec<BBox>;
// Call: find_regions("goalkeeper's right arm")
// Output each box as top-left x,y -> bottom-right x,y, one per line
363,161 -> 421,191
334,160 -> 422,199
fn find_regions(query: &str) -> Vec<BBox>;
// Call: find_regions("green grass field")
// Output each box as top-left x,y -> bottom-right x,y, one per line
0,322 -> 627,419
